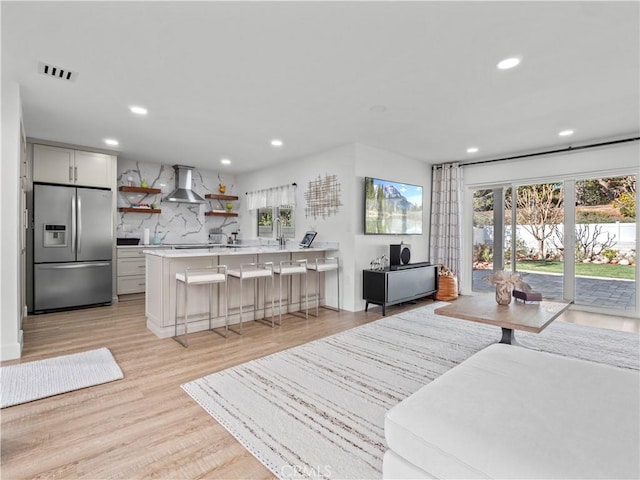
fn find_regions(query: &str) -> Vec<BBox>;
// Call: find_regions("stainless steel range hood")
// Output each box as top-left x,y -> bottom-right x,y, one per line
163,165 -> 205,204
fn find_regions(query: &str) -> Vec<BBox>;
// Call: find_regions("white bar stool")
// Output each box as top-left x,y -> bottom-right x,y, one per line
307,257 -> 340,317
273,259 -> 308,324
227,262 -> 275,333
173,265 -> 228,347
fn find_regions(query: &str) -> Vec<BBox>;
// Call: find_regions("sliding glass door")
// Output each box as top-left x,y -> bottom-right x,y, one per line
574,175 -> 637,312
472,188 -> 506,292
472,174 -> 637,315
512,182 -> 565,301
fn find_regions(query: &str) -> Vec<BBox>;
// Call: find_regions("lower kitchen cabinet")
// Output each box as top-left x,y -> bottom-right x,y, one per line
116,246 -> 161,295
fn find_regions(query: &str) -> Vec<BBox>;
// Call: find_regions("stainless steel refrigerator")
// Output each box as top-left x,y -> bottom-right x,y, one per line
33,183 -> 113,312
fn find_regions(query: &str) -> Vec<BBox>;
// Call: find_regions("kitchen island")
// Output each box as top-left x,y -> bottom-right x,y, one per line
144,244 -> 338,338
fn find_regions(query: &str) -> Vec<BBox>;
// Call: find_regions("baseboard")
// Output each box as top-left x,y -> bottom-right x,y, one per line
1,330 -> 23,360
118,293 -> 144,302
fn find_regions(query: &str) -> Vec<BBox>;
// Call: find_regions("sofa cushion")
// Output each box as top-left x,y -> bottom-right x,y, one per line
384,343 -> 639,479
383,450 -> 436,479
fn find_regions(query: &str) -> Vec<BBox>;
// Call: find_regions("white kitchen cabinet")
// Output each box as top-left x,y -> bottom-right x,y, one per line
73,150 -> 112,188
33,144 -> 112,188
33,145 -> 73,185
117,246 -> 162,295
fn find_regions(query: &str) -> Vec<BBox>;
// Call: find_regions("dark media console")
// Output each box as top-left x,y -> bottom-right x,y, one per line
389,261 -> 432,271
363,263 -> 438,316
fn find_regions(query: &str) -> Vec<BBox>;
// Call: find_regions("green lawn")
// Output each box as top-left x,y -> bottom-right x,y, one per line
513,260 -> 635,280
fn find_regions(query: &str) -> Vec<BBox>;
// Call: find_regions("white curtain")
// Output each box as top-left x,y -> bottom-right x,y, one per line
246,184 -> 296,210
429,163 -> 463,283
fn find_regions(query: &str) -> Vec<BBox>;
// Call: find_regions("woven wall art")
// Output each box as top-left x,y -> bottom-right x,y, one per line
304,174 -> 342,219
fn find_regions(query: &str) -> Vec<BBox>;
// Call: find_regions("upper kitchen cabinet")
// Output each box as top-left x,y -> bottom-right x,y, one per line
33,144 -> 113,188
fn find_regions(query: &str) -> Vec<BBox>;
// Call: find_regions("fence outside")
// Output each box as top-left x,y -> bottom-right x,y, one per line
474,222 -> 636,256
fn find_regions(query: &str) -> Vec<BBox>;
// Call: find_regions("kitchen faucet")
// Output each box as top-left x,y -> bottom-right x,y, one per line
274,217 -> 285,247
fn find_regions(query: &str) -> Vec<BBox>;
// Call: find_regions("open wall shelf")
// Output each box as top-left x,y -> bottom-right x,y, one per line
119,186 -> 162,194
119,185 -> 162,213
205,193 -> 239,201
205,193 -> 239,217
119,207 -> 162,214
205,211 -> 238,217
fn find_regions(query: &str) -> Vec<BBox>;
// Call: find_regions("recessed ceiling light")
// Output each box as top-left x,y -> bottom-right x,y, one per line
370,105 -> 388,113
558,129 -> 574,137
220,158 -> 231,165
271,139 -> 283,147
129,105 -> 148,115
466,147 -> 479,154
497,57 -> 521,70
104,138 -> 119,146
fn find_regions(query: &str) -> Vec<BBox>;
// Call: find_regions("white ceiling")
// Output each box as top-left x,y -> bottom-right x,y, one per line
3,1 -> 639,173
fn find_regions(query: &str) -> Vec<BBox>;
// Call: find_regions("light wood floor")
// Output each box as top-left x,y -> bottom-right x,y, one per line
1,297 -> 637,479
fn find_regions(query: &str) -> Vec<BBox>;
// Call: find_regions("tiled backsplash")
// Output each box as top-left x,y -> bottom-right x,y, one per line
117,160 -> 238,244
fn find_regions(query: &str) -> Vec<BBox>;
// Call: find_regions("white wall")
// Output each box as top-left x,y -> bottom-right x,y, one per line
238,144 -> 357,310
463,141 -> 638,187
353,144 -> 432,310
1,81 -> 23,360
237,142 -> 432,312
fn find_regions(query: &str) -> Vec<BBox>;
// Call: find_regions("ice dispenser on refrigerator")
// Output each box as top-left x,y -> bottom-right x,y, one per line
43,224 -> 68,247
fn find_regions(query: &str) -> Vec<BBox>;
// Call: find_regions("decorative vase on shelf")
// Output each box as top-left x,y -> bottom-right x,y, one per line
226,202 -> 233,212
219,183 -> 226,194
495,283 -> 512,305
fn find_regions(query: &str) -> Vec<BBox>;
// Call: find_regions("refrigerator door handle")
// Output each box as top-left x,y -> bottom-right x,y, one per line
77,195 -> 82,254
37,262 -> 111,270
71,196 -> 77,254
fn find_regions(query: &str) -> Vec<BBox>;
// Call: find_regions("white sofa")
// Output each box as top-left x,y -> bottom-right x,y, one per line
384,343 -> 640,479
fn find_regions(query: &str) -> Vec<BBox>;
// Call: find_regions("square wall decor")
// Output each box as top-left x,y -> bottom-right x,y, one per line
304,174 -> 342,219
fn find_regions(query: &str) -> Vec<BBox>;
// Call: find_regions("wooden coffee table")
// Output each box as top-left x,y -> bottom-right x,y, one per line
434,294 -> 572,345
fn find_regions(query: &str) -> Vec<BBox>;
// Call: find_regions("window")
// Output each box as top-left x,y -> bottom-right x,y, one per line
257,205 -> 296,239
257,208 -> 272,237
277,205 -> 295,239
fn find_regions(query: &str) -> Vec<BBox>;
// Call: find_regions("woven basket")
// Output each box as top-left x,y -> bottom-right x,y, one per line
435,275 -> 458,301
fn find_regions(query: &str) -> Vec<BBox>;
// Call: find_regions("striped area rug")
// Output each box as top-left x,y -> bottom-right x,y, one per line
182,303 -> 639,480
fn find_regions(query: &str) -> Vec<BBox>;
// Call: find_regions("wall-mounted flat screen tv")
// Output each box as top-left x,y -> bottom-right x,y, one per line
364,177 -> 423,235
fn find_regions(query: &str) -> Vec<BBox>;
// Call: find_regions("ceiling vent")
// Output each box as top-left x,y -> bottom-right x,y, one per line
38,62 -> 78,82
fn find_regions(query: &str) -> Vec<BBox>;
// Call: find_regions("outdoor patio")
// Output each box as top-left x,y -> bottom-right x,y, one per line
472,269 -> 637,311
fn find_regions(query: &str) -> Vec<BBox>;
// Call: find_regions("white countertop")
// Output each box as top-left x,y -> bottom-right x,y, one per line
143,244 -> 338,258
